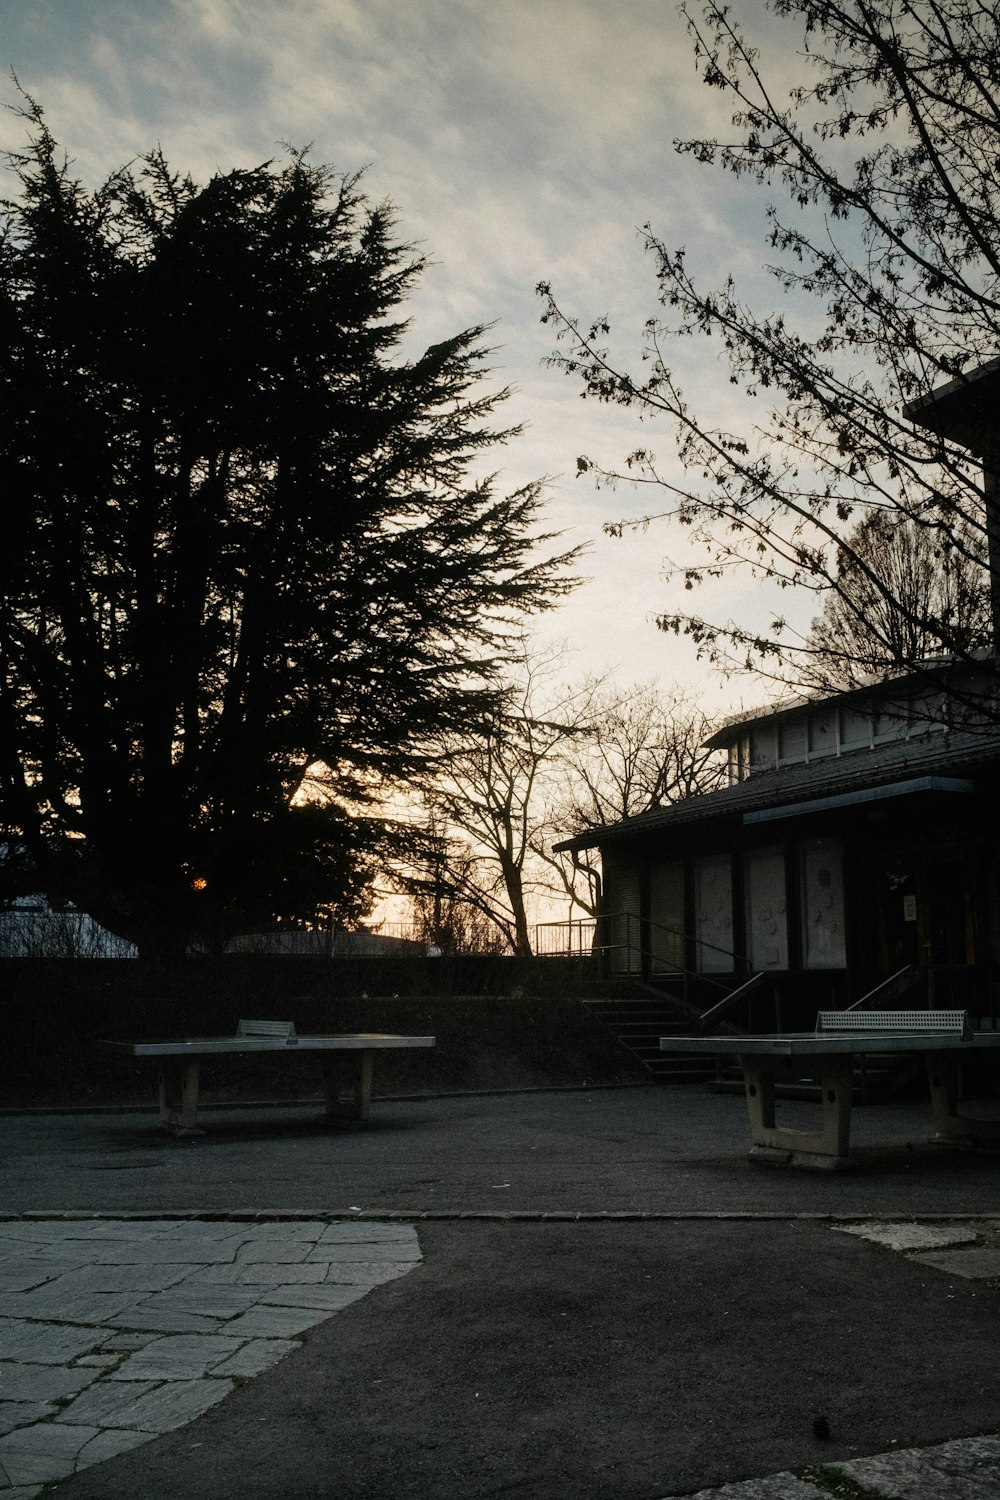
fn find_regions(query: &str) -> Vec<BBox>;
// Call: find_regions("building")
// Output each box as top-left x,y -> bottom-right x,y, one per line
556,359 -> 1000,1032
556,661 -> 1000,1030
0,896 -> 137,958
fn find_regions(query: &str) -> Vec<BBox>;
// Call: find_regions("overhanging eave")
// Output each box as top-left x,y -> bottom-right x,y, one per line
743,775 -> 975,825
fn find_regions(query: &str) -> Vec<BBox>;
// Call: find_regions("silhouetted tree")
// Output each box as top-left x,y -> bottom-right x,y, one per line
400,650 -> 724,947
405,645 -> 599,956
805,512 -> 991,689
539,684 -> 726,917
0,102 -> 575,957
406,837 -> 509,956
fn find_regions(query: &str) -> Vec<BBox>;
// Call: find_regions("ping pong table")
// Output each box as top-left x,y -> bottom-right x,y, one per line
661,1010 -> 1000,1169
104,1018 -> 436,1135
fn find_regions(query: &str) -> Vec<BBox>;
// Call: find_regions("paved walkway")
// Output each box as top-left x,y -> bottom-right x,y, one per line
4,1087 -> 1000,1497
0,1217 -> 422,1494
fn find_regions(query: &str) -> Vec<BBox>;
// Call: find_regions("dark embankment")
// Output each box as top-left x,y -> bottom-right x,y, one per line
2,955 -> 648,1110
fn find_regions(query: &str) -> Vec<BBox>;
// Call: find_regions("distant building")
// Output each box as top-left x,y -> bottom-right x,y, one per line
0,897 -> 137,958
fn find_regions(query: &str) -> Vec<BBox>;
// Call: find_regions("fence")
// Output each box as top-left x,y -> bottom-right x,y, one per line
534,918 -> 598,958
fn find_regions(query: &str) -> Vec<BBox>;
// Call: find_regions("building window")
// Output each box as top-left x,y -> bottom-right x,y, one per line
872,709 -> 907,744
695,854 -> 734,972
745,847 -> 789,970
749,727 -> 776,771
603,856 -> 641,975
650,861 -> 685,974
807,710 -> 836,758
777,719 -> 807,764
839,706 -> 871,750
801,838 -> 846,969
727,735 -> 752,784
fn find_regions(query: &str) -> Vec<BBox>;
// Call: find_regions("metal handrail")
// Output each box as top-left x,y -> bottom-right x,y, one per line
594,910 -> 749,979
697,971 -> 767,1033
534,918 -> 598,957
845,964 -> 924,1012
577,910 -> 765,1026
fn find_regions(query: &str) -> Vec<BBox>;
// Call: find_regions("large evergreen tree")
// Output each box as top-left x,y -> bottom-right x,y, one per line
0,104 -> 574,957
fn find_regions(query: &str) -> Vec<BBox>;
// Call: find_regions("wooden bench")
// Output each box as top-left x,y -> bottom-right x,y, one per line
104,1020 -> 435,1135
661,1009 -> 1000,1169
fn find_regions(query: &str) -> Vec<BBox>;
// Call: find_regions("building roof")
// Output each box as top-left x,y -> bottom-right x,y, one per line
704,654 -> 994,750
903,356 -> 1000,456
555,720 -> 1000,853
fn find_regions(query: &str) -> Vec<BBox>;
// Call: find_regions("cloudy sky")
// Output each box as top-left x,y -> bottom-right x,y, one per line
1,0 -> 807,715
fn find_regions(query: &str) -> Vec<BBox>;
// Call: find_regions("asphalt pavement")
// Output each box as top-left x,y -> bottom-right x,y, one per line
2,1083 -> 1000,1498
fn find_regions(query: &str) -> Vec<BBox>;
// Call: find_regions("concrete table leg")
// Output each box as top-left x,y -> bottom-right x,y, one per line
926,1053 -> 1000,1147
741,1052 -> 854,1169
158,1058 -> 203,1135
322,1052 -> 374,1121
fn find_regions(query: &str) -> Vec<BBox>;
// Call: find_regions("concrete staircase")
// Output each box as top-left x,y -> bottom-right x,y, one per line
583,982 -> 727,1081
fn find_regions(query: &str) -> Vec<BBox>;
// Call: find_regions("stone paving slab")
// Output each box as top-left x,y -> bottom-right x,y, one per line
0,1408 -> 53,1440
305,1238 -> 418,1262
323,1258 -> 425,1286
840,1433 -> 1000,1498
210,1338 -> 299,1378
0,1366 -> 97,1405
233,1238 -> 315,1263
0,1324 -> 103,1366
833,1217 -> 1000,1283
257,1282 -> 370,1312
0,1291 -> 150,1325
29,1265 -> 191,1296
910,1246 -> 1000,1278
72,1376 -> 236,1434
217,1304 -> 333,1338
105,1335 -> 245,1382
0,1420 -> 103,1487
683,1477 -> 823,1499
0,1263 -> 61,1295
104,1305 -> 228,1334
127,1284 -> 263,1317
833,1221 -> 980,1251
55,1381 -> 161,1426
186,1260 -> 329,1286
0,1216 -> 422,1498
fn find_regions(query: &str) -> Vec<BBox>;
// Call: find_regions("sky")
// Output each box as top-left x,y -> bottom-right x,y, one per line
0,0 -> 811,719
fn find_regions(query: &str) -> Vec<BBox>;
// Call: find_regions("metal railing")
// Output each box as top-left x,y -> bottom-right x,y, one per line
845,964 -> 923,1012
534,918 -> 598,957
537,911 -> 767,1028
537,911 -> 740,973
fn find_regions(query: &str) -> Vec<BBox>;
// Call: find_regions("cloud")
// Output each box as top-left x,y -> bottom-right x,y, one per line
0,0 -> 826,704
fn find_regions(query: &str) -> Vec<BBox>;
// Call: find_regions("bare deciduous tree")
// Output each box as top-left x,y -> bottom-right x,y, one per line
402,647 -> 601,956
536,685 -> 726,918
405,837 -> 509,956
805,512 -> 991,689
400,654 -> 726,948
539,1 -> 1000,705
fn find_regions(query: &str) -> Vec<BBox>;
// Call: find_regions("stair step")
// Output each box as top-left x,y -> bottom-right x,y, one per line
583,984 -> 744,1083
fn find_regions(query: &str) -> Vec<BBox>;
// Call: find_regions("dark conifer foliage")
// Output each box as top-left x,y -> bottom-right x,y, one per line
0,102 -> 574,956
